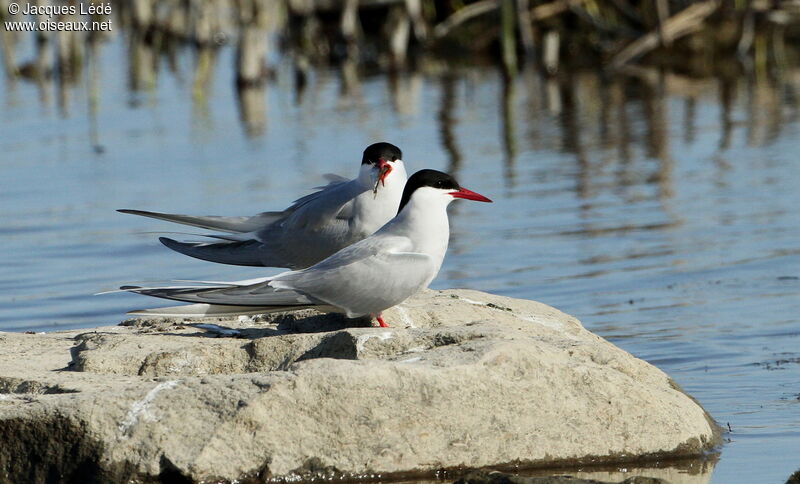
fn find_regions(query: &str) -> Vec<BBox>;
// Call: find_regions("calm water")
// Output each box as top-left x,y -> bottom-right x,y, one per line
2,31 -> 800,484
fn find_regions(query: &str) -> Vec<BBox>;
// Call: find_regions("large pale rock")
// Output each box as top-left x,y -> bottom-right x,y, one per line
0,289 -> 719,483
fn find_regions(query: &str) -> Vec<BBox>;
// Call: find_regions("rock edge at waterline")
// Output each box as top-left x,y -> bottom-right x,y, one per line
0,289 -> 720,483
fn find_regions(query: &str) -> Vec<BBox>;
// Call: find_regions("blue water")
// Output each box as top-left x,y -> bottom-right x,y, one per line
1,32 -> 799,483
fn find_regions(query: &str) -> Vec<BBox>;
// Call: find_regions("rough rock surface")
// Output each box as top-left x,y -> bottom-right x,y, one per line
0,289 -> 719,483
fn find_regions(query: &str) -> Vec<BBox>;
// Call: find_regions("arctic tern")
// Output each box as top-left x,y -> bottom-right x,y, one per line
121,169 -> 492,327
118,142 -> 407,269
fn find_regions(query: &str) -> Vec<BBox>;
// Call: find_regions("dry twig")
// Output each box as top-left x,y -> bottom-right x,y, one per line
609,0 -> 720,70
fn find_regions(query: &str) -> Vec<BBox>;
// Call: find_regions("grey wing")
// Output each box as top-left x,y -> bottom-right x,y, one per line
117,209 -> 283,233
123,280 -> 321,307
128,303 -> 325,317
242,178 -> 367,266
170,178 -> 365,266
117,173 -> 355,234
322,173 -> 350,183
277,177 -> 364,230
157,237 -> 274,267
270,237 -> 437,317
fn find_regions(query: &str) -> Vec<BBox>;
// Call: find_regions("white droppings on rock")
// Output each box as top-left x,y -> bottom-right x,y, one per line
167,356 -> 199,375
118,380 -> 179,436
394,305 -> 415,328
514,313 -> 565,331
399,356 -> 422,364
456,294 -> 565,331
355,331 -> 393,355
194,324 -> 240,336
457,296 -> 487,306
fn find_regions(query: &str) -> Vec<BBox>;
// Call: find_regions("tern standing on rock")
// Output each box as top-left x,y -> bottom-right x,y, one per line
118,142 -> 407,269
121,170 -> 492,327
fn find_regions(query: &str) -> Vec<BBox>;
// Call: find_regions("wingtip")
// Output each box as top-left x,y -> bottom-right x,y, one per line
95,285 -> 142,295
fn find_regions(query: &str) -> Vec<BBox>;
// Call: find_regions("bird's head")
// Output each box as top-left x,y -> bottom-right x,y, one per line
358,142 -> 405,192
397,169 -> 492,214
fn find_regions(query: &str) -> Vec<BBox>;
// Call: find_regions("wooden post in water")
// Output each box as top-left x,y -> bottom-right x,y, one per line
500,0 -> 518,77
543,30 -> 559,75
86,35 -> 104,153
341,0 -> 361,60
235,0 -> 269,86
516,0 -> 535,59
501,75 -> 517,183
405,0 -> 427,41
30,4 -> 53,79
237,82 -> 267,137
387,4 -> 411,67
0,0 -> 20,77
437,75 -> 461,172
131,0 -> 154,28
163,0 -> 188,39
55,9 -> 83,82
129,30 -> 156,92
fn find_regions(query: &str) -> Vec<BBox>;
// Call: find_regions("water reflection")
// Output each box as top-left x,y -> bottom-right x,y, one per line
500,76 -> 516,185
404,454 -> 718,484
2,4 -> 800,484
437,73 -> 461,173
4,1 -> 800,163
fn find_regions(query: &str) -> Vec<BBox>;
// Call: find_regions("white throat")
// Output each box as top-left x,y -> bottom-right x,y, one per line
381,186 -> 453,272
351,160 -> 408,236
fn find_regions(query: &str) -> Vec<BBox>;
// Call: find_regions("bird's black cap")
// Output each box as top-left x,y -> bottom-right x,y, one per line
362,142 -> 402,165
397,169 -> 460,213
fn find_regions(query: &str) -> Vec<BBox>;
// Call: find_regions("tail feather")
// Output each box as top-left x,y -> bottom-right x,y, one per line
118,209 -> 283,233
137,231 -> 253,242
159,237 -> 269,267
128,303 -> 317,317
121,281 -> 316,307
122,282 -> 325,318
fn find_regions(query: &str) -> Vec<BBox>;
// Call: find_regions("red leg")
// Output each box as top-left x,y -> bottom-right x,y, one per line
376,315 -> 389,328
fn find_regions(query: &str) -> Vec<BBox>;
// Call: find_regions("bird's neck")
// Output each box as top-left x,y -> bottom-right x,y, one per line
351,168 -> 406,235
384,195 -> 450,263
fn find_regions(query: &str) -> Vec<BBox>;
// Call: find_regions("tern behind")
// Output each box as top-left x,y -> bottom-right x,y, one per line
121,169 -> 492,327
118,142 -> 407,269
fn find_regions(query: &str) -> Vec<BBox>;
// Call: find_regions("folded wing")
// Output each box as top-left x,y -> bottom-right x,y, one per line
118,175 -> 355,232
122,280 -> 317,306
120,176 -> 367,268
128,303 -> 320,317
270,236 -> 436,317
